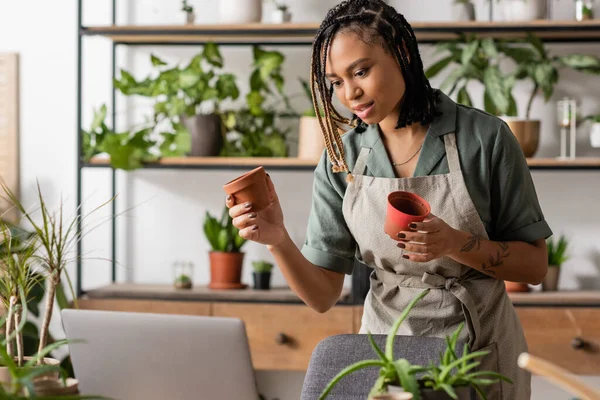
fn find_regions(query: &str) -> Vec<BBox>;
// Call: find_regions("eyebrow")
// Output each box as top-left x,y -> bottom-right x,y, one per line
325,58 -> 370,78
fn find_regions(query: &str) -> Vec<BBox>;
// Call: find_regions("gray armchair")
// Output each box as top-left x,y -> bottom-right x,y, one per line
300,334 -> 467,400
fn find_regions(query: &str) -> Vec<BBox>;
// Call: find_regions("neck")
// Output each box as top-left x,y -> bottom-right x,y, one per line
379,114 -> 426,142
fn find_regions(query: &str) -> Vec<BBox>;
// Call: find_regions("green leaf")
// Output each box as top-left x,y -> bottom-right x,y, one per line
385,289 -> 430,360
91,104 -> 107,132
179,69 -> 202,89
393,359 -> 421,400
440,66 -> 466,95
506,93 -> 518,117
558,54 -> 600,70
527,33 -> 546,58
151,54 -> 167,66
461,40 -> 479,66
480,38 -> 498,59
483,67 -> 509,115
498,45 -> 538,64
247,92 -> 265,116
456,86 -> 472,107
216,73 -> 240,100
203,42 -> 224,68
262,132 -> 287,157
425,55 -> 457,79
318,360 -> 385,400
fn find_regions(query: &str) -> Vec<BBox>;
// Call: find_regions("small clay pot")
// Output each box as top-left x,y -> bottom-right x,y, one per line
209,251 -> 246,290
505,281 -> 530,293
384,191 -> 430,240
223,166 -> 271,212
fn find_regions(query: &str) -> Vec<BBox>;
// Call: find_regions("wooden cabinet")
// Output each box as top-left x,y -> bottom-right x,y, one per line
213,303 -> 354,370
76,298 -> 212,316
516,308 -> 600,375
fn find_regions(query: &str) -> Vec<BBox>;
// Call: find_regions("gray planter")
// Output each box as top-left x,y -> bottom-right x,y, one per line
180,114 -> 224,157
452,3 -> 475,21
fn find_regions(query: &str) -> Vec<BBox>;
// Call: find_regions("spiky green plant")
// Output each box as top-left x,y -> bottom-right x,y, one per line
251,261 -> 273,273
203,206 -> 247,253
547,235 -> 569,267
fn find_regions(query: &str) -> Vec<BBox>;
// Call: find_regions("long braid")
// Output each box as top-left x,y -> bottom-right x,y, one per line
310,0 -> 437,181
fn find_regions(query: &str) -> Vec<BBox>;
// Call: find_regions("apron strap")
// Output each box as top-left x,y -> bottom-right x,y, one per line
443,133 -> 462,174
352,147 -> 371,176
375,268 -> 482,350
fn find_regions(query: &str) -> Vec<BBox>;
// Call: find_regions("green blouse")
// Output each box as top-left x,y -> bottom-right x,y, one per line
300,90 -> 553,275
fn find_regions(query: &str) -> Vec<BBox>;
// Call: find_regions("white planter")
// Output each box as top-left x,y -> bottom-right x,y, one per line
590,122 -> 600,148
185,12 -> 195,25
271,9 -> 292,23
452,3 -> 476,21
219,0 -> 262,24
502,0 -> 547,21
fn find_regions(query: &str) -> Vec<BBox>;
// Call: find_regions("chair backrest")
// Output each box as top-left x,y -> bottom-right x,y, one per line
301,334 -> 462,400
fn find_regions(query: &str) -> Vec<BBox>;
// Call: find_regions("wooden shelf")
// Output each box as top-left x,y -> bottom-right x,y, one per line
509,290 -> 600,307
82,283 -> 353,305
84,156 -> 319,170
84,156 -> 600,171
80,20 -> 600,45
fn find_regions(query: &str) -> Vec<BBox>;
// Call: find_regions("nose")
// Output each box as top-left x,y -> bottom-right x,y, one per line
345,82 -> 362,102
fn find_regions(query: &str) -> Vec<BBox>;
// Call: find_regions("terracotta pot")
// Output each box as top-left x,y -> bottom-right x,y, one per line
180,113 -> 224,157
384,191 -> 431,240
33,377 -> 79,396
542,266 -> 560,291
223,166 -> 271,212
502,119 -> 540,157
504,281 -> 530,293
298,116 -> 325,160
209,251 -> 246,290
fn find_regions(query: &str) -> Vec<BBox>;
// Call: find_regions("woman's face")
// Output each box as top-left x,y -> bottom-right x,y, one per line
325,31 -> 406,125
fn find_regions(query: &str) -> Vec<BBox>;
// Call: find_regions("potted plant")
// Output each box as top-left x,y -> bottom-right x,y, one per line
584,114 -> 600,148
182,0 -> 195,24
218,0 -> 261,23
269,2 -> 292,23
114,43 -> 240,158
173,262 -> 194,290
319,289 -> 511,400
544,235 -> 569,292
220,46 -> 295,158
203,205 -> 248,290
492,0 -> 547,21
0,180 -> 114,395
295,77 -> 325,161
251,261 -> 273,290
452,0 -> 475,21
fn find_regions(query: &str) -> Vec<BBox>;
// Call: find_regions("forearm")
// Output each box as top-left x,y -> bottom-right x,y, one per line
267,232 -> 344,313
448,230 -> 547,284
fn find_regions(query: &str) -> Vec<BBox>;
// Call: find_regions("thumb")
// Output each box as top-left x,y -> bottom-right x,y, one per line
424,212 -> 437,222
266,174 -> 279,203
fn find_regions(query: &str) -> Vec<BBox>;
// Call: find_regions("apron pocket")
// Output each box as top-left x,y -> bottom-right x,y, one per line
473,342 -> 503,400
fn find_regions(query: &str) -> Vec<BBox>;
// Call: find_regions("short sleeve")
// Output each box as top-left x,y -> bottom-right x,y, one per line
490,121 -> 553,242
301,153 -> 356,275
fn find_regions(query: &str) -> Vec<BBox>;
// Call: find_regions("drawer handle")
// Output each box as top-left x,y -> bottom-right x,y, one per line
571,337 -> 587,350
275,332 -> 291,345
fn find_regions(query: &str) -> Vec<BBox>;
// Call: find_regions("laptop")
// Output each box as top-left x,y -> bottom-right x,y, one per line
62,309 -> 260,400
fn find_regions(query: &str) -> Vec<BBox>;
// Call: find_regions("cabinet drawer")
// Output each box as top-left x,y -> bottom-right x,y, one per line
77,298 -> 211,316
213,303 -> 354,370
516,308 -> 600,375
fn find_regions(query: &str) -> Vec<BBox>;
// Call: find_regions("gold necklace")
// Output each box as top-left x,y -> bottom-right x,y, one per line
392,143 -> 423,166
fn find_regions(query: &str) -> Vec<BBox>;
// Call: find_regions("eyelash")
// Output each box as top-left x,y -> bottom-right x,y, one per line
330,68 -> 369,89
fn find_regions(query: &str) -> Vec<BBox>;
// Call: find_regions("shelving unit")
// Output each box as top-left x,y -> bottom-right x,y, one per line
76,1 -> 600,300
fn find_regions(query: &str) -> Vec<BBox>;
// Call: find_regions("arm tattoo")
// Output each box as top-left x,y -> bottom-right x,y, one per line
460,234 -> 484,252
481,242 -> 511,276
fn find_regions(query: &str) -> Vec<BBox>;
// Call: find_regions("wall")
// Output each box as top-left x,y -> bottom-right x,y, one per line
1,1 -> 600,399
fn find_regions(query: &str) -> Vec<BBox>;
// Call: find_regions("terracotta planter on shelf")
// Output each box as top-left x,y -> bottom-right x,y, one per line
223,166 -> 271,212
542,266 -> 560,291
298,116 -> 325,161
384,191 -> 431,240
209,251 -> 246,290
502,119 -> 540,157
505,281 -> 530,293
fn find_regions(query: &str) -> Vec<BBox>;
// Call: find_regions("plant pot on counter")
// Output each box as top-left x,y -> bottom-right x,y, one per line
209,251 -> 246,290
542,266 -> 560,291
180,113 -> 224,157
502,118 -> 540,157
0,357 -> 61,393
253,272 -> 271,290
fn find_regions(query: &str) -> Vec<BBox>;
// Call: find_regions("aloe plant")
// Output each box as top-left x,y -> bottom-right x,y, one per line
203,206 -> 247,253
547,235 -> 569,267
319,288 -> 511,400
251,261 -> 274,273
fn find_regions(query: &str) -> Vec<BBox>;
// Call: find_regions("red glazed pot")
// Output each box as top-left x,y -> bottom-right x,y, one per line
384,191 -> 431,240
223,166 -> 270,211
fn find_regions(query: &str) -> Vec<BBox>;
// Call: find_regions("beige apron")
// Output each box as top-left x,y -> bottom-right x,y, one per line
342,132 -> 530,399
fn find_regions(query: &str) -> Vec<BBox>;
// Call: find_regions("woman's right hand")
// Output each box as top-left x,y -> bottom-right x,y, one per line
226,175 -> 287,247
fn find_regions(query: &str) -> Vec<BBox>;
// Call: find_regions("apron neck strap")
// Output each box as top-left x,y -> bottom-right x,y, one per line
443,132 -> 461,174
352,147 -> 371,176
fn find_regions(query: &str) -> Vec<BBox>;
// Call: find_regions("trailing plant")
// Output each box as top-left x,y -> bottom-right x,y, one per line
203,206 -> 247,253
181,0 -> 193,13
251,261 -> 274,273
319,289 -> 511,400
547,235 -> 569,267
220,46 -> 295,157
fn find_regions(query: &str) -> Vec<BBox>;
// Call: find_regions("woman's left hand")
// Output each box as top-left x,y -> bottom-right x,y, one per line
397,213 -> 461,262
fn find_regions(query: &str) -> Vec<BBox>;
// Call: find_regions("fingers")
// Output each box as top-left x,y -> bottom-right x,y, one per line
265,174 -> 279,203
238,224 -> 260,241
401,252 -> 435,263
397,241 -> 435,255
406,216 -> 440,233
225,194 -> 235,209
232,212 -> 258,230
397,231 -> 428,243
228,200 -> 253,219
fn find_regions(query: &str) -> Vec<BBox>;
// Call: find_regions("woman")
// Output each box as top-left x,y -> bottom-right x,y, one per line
226,1 -> 551,398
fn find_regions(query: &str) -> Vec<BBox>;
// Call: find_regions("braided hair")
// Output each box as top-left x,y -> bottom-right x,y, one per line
310,0 -> 437,182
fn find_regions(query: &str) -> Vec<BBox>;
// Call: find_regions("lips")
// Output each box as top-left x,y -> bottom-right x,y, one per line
352,101 -> 375,120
